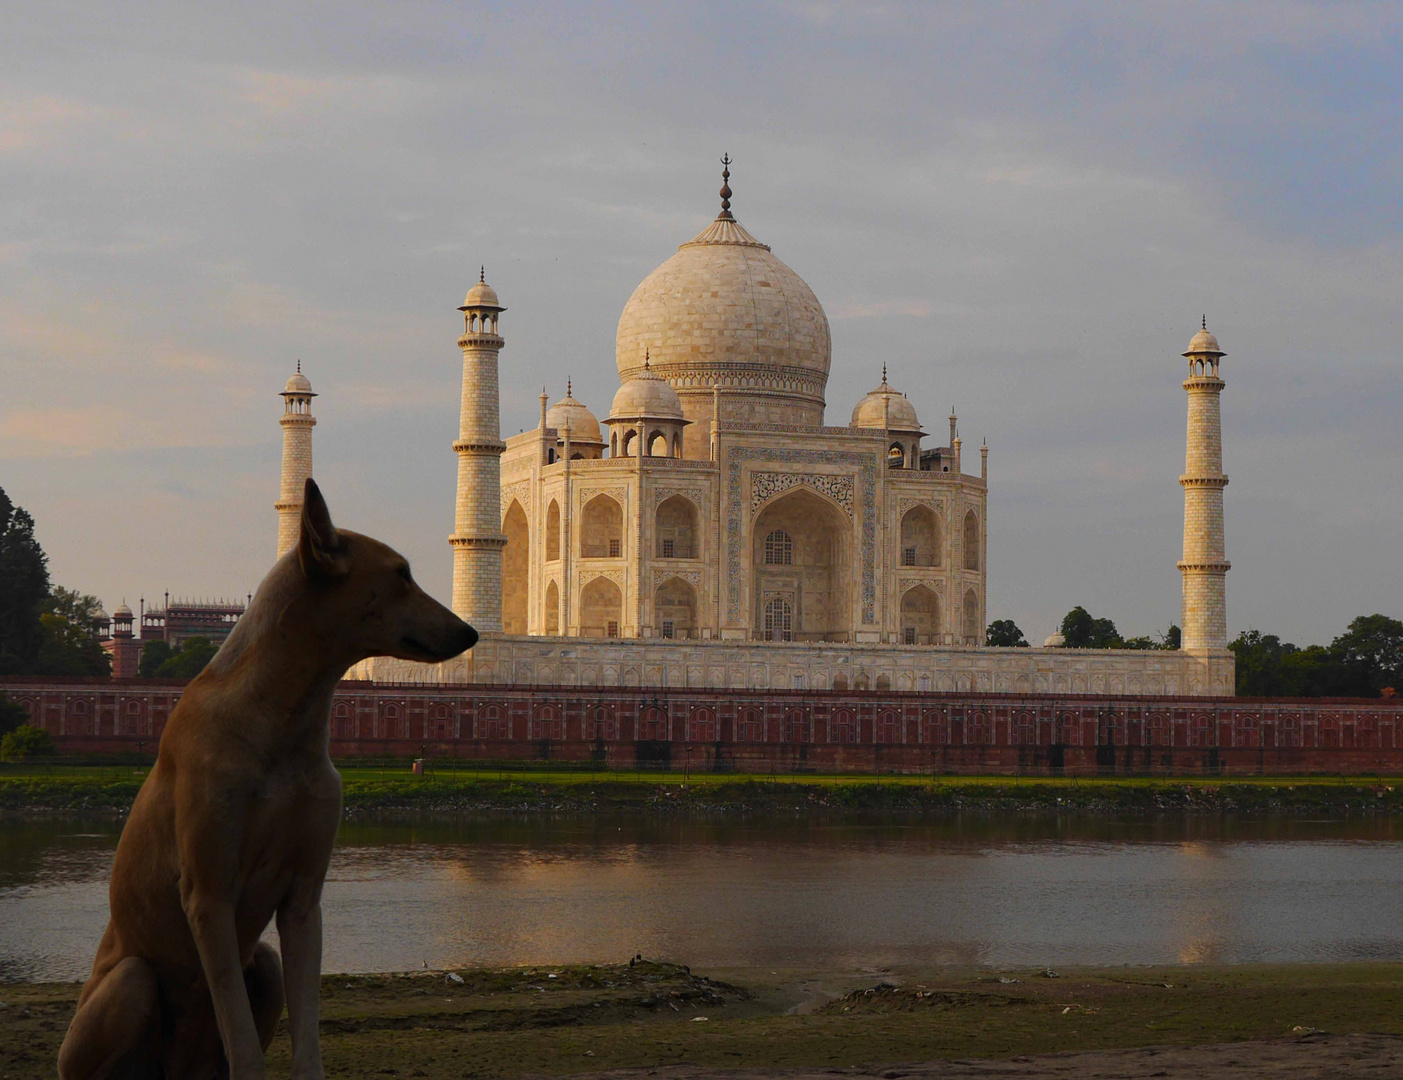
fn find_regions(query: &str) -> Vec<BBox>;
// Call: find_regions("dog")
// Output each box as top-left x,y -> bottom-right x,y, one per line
58,479 -> 477,1080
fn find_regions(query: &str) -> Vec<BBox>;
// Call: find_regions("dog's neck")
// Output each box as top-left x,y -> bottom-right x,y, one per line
204,559 -> 358,752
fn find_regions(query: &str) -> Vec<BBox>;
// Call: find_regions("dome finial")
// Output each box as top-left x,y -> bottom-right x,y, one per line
296,358 -> 301,374
1202,313 -> 1207,331
644,347 -> 651,371
718,153 -> 734,221
881,362 -> 888,385
567,378 -> 572,397
480,265 -> 486,284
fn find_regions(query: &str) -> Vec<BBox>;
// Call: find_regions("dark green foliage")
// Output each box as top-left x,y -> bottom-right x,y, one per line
154,637 -> 218,678
0,691 -> 28,737
137,640 -> 173,677
1160,624 -> 1181,650
1059,606 -> 1122,649
0,723 -> 54,761
985,619 -> 1029,647
0,488 -> 50,674
36,587 -> 111,676
1230,616 -> 1403,697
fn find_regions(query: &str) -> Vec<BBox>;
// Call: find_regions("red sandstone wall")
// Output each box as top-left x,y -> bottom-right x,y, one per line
5,676 -> 1402,776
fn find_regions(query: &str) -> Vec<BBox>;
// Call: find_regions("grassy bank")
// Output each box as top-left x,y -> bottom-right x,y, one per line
1,763 -> 1400,814
4,961 -> 1403,1077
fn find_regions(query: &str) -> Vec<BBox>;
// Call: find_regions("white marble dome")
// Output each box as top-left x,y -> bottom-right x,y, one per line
608,364 -> 685,421
1184,325 -> 1223,357
614,211 -> 831,418
283,371 -> 313,395
547,387 -> 603,444
850,373 -> 921,431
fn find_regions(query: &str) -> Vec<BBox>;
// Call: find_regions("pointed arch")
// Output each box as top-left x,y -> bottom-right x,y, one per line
581,495 -> 623,559
655,495 -> 698,559
546,499 -> 560,561
580,576 -> 622,638
962,588 -> 980,642
544,580 -> 560,635
900,584 -> 940,645
654,576 -> 698,640
900,505 -> 940,567
502,499 -> 529,635
963,509 -> 980,570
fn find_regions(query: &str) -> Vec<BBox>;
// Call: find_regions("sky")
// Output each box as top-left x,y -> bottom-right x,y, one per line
2,1 -> 1400,646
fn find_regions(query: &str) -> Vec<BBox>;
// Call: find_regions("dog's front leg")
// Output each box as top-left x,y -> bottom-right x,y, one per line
277,885 -> 326,1080
183,890 -> 267,1079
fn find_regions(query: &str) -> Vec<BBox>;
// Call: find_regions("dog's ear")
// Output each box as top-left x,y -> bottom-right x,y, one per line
298,478 -> 350,581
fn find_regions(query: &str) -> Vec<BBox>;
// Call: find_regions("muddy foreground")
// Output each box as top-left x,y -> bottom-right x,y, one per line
3,961 -> 1402,1078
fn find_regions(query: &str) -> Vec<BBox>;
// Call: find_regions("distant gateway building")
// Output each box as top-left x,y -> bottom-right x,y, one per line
280,163 -> 1233,696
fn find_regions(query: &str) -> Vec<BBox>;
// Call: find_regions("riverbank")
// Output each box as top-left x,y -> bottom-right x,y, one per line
4,962 -> 1403,1078
1,767 -> 1400,815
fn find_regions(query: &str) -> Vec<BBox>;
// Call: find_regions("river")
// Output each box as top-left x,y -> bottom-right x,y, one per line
3,814 -> 1401,982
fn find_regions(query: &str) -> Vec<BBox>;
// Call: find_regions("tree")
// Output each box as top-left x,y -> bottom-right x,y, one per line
1060,606 -> 1122,649
0,723 -> 53,762
155,637 -> 218,679
138,640 -> 174,677
36,587 -> 111,676
0,691 -> 28,738
986,619 -> 1029,647
1330,615 -> 1403,696
0,487 -> 50,674
1158,624 -> 1181,650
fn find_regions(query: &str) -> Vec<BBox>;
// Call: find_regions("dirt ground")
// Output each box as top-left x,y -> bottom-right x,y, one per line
4,962 -> 1403,1079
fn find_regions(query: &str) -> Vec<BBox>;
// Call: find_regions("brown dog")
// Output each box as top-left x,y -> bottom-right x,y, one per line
58,479 -> 477,1080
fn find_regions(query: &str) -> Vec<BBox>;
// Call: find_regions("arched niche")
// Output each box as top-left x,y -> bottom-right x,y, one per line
502,500 -> 529,635
580,576 -> 623,638
752,488 -> 851,641
899,506 -> 940,567
655,495 -> 698,559
544,580 -> 560,635
545,499 -> 561,561
962,588 -> 980,643
581,495 -> 623,559
963,509 -> 980,570
654,577 -> 697,640
900,584 -> 940,645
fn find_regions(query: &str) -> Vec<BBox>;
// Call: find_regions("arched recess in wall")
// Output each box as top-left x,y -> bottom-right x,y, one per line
752,488 -> 851,642
655,495 -> 698,559
963,509 -> 980,570
649,431 -> 669,457
900,506 -> 940,567
900,584 -> 940,645
544,580 -> 560,635
502,500 -> 529,635
546,499 -> 560,561
962,588 -> 980,642
654,577 -> 697,640
580,576 -> 623,638
581,495 -> 623,559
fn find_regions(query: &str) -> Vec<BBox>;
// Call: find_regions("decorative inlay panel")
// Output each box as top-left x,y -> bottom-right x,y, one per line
500,480 -> 530,515
652,568 -> 704,589
653,487 -> 708,511
579,486 -> 629,507
580,569 -> 625,587
750,471 -> 854,517
898,496 -> 944,517
726,447 -> 877,624
897,577 -> 943,598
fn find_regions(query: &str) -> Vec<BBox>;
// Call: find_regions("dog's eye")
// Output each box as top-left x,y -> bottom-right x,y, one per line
397,565 -> 413,584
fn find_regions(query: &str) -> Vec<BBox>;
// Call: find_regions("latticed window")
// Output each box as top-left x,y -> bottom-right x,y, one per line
606,620 -> 619,638
764,597 -> 793,642
903,547 -> 917,566
764,529 -> 792,565
661,620 -> 674,639
608,538 -> 621,558
661,538 -> 674,558
904,626 -> 917,645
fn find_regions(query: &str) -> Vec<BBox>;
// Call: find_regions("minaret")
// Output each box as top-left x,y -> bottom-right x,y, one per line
276,362 -> 316,557
1179,318 -> 1230,650
450,270 -> 507,632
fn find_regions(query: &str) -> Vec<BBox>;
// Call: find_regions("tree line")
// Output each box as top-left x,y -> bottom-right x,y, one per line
987,607 -> 1402,698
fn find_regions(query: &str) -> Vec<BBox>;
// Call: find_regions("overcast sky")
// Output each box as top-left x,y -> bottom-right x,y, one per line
2,1 -> 1399,645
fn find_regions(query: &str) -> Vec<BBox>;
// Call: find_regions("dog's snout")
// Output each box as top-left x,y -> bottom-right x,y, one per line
457,619 -> 479,652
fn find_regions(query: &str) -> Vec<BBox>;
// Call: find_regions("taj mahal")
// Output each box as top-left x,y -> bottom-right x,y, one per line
277,161 -> 1234,697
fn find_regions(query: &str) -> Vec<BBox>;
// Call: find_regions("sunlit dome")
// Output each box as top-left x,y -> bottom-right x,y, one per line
608,362 -> 685,421
547,383 -> 603,444
850,369 -> 921,431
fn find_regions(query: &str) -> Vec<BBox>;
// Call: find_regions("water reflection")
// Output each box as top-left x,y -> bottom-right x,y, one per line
3,814 -> 1402,982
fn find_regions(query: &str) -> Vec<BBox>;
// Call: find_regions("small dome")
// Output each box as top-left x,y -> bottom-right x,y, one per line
283,371 -> 314,396
1183,324 -> 1224,357
1043,631 -> 1066,648
95,608 -> 110,622
608,364 -> 685,421
113,603 -> 133,619
459,274 -> 503,311
850,372 -> 921,431
547,389 -> 603,444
